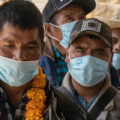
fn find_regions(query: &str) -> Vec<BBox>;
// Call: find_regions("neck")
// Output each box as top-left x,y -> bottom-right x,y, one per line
72,79 -> 105,105
0,80 -> 32,107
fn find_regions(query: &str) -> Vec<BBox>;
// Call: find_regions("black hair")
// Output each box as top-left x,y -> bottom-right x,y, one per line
0,0 -> 44,46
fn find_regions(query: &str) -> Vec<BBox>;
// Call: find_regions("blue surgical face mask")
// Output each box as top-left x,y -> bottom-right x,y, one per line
0,56 -> 39,87
112,53 -> 120,70
59,21 -> 78,48
69,55 -> 109,87
48,21 -> 78,48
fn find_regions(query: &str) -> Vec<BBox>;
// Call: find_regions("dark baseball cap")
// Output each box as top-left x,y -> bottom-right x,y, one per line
69,18 -> 112,47
43,0 -> 96,23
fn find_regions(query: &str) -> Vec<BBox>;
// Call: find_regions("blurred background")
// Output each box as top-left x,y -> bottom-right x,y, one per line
32,0 -> 120,19
0,0 -> 120,18
31,0 -> 120,19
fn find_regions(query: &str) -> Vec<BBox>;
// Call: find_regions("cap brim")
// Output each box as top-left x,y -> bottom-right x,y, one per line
72,0 -> 96,14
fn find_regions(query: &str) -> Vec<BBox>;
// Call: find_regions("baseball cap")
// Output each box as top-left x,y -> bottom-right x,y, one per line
43,0 -> 96,23
69,18 -> 112,47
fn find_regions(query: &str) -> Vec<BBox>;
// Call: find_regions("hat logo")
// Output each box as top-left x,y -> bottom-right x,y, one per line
81,20 -> 101,32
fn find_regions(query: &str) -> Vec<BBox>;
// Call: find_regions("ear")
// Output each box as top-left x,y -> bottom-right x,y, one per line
44,23 -> 55,36
44,23 -> 63,40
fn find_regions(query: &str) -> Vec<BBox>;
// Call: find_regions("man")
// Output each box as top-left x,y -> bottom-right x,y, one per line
107,9 -> 120,83
0,1 -> 86,120
60,18 -> 120,120
39,0 -> 96,87
95,9 -> 120,88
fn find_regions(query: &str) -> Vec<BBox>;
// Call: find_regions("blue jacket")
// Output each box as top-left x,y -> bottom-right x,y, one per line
110,67 -> 120,88
39,55 -> 59,87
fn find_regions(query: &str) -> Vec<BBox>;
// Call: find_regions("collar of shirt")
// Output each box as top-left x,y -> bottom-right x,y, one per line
0,86 -> 28,120
70,80 -> 99,110
52,47 -> 65,61
52,46 -> 68,85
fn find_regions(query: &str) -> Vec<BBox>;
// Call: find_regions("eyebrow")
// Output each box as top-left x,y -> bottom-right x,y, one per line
0,38 -> 15,43
27,41 -> 39,45
0,33 -> 21,42
94,48 -> 106,52
75,46 -> 88,50
63,12 -> 85,17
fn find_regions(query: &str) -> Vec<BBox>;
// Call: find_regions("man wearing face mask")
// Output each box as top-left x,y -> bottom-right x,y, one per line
59,18 -> 120,120
39,0 -> 96,87
95,9 -> 120,88
0,1 -> 87,120
107,9 -> 120,84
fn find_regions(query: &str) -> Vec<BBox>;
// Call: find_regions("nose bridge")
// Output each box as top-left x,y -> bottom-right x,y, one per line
114,42 -> 120,52
12,45 -> 24,61
86,45 -> 93,56
118,42 -> 120,50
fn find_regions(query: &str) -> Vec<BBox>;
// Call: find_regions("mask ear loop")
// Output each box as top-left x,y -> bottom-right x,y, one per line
69,51 -> 71,61
68,51 -> 71,72
47,23 -> 61,42
47,34 -> 60,42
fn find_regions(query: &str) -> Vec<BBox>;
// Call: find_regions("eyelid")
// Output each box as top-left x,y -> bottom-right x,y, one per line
95,49 -> 105,52
75,46 -> 87,50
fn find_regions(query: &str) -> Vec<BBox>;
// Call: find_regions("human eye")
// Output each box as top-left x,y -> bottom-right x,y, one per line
79,14 -> 85,19
76,49 -> 85,53
2,42 -> 15,48
65,17 -> 75,23
95,49 -> 106,56
26,41 -> 39,49
112,38 -> 118,45
27,45 -> 38,49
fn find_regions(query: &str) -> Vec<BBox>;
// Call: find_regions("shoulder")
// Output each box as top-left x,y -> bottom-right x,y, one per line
112,91 -> 120,111
45,83 -> 87,120
52,86 -> 87,120
39,55 -> 55,68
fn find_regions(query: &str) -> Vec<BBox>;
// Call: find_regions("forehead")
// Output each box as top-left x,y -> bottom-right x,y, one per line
53,4 -> 85,18
112,28 -> 120,38
71,35 -> 108,48
0,23 -> 40,42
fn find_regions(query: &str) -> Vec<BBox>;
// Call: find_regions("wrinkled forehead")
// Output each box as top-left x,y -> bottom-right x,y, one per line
52,3 -> 85,21
70,35 -> 110,49
112,28 -> 120,37
0,23 -> 40,42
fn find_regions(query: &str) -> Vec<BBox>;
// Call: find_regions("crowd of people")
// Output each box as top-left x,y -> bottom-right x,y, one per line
0,0 -> 119,120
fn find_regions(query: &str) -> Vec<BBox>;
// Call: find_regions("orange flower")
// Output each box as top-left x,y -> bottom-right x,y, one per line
25,66 -> 46,120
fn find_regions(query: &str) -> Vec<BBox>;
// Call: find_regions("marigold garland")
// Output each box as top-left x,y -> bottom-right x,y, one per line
25,66 -> 46,120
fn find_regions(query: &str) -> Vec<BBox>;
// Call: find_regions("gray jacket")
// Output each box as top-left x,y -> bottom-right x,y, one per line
60,72 -> 120,120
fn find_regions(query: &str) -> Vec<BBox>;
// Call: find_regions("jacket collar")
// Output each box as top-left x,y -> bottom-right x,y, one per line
62,72 -> 114,112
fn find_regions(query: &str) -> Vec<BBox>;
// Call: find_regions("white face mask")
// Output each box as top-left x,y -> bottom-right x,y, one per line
47,21 -> 78,48
69,54 -> 109,87
112,53 -> 120,70
0,56 -> 39,87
